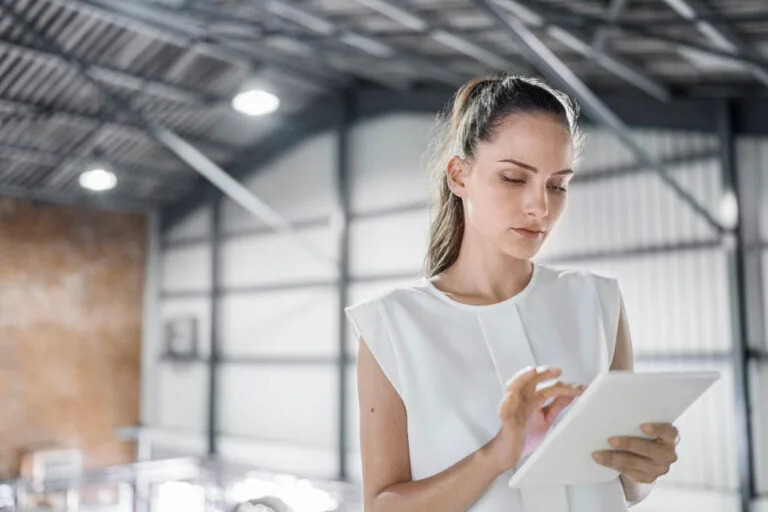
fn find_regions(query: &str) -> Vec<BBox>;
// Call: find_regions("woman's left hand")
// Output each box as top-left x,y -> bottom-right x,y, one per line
592,423 -> 680,484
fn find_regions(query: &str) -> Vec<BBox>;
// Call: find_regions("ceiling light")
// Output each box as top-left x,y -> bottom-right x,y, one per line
232,90 -> 280,116
79,168 -> 117,192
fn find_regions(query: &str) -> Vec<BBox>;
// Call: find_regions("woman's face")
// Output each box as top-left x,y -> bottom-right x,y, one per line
448,112 -> 575,260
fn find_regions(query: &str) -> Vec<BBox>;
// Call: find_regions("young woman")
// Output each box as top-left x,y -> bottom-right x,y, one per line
345,75 -> 680,511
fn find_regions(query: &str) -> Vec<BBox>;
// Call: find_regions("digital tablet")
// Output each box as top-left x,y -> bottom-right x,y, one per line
508,370 -> 720,489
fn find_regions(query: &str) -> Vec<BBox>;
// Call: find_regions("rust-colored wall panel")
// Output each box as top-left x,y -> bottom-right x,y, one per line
0,198 -> 146,479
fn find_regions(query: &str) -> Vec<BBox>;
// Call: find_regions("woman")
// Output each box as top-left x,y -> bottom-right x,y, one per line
345,75 -> 680,511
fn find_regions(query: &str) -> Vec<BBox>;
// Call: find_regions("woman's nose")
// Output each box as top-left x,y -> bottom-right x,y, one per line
523,185 -> 549,218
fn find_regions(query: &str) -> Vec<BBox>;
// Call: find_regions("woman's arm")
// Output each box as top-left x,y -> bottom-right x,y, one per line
609,296 -> 654,506
357,340 -> 506,512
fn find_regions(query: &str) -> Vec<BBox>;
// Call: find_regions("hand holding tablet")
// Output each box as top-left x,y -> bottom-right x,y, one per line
507,370 -> 720,489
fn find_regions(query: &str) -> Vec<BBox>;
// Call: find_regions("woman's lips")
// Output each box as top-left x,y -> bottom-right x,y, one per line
513,228 -> 544,240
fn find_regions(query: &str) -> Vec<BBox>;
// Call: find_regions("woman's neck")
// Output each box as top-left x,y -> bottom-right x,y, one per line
432,231 -> 534,305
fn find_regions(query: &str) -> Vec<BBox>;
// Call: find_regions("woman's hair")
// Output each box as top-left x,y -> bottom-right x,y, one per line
423,74 -> 583,278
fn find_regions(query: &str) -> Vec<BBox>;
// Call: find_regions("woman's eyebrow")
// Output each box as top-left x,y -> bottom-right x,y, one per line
498,158 -> 573,175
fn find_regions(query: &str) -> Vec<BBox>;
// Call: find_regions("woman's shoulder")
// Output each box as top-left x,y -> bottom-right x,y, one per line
345,277 -> 433,314
533,262 -> 619,294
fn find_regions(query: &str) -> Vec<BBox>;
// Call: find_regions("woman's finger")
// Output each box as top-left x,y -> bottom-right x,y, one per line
617,468 -> 660,485
542,395 -> 575,422
608,436 -> 678,466
505,366 -> 563,397
642,423 -> 679,445
536,381 -> 585,403
592,450 -> 665,478
500,367 -> 564,424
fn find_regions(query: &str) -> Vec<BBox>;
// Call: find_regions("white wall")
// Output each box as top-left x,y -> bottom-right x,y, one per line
151,130 -> 343,478
348,113 -> 433,215
541,157 -> 723,255
150,114 -> 767,507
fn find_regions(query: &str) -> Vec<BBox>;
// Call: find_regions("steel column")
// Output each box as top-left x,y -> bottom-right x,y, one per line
718,98 -> 755,512
336,90 -> 354,481
207,190 -> 223,457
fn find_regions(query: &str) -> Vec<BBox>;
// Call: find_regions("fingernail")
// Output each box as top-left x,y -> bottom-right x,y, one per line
608,437 -> 619,448
592,453 -> 603,463
642,424 -> 653,435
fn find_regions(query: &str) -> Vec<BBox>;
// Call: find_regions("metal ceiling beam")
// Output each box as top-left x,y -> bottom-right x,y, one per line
0,97 -> 231,151
69,0 -> 209,44
616,9 -> 768,26
505,0 -> 768,74
59,0 -> 343,91
475,0 -> 725,235
487,2 -> 768,27
161,98 -> 340,231
256,0 -> 467,86
168,3 -> 411,90
0,140 -> 189,183
161,5 -> 413,91
584,0 -> 632,76
590,0 -> 631,56
0,0 -> 247,210
41,120 -> 112,189
492,0 -> 670,102
661,0 -> 768,89
151,122 -> 338,266
0,97 -> 235,158
0,38 -> 223,107
355,0 -> 528,75
310,42 -> 414,90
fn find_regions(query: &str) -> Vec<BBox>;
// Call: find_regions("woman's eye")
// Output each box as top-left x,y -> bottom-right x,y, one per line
549,184 -> 568,193
502,176 -> 526,184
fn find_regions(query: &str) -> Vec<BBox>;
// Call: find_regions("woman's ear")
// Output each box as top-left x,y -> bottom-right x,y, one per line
446,155 -> 469,197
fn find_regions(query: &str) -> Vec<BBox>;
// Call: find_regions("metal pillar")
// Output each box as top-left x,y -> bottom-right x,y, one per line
718,98 -> 755,512
336,90 -> 354,481
207,190 -> 223,457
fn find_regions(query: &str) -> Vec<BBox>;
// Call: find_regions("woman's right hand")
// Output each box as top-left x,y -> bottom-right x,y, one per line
489,366 -> 586,473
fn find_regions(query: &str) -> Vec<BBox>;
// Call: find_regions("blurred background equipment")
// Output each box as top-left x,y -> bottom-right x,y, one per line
0,0 -> 768,511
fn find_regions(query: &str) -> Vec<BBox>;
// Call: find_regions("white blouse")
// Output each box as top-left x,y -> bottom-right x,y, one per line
345,262 -> 628,511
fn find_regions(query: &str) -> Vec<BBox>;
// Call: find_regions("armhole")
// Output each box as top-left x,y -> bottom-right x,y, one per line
345,298 -> 405,401
591,274 -> 622,370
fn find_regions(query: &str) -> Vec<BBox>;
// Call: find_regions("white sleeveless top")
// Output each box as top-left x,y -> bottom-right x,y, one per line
345,262 -> 629,511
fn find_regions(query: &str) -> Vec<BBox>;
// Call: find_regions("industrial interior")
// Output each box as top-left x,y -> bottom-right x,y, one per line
1,0 -> 768,511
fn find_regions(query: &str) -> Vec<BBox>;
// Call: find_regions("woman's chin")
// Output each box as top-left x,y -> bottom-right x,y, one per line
501,238 -> 544,260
